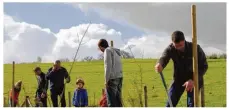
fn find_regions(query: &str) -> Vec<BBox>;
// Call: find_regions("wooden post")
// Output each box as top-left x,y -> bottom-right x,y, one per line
191,5 -> 200,107
68,91 -> 71,107
12,61 -> 15,107
27,96 -> 33,107
93,92 -> 96,106
4,97 -> 6,107
144,85 -> 148,107
25,96 -> 29,107
111,40 -> 113,47
200,79 -> 205,107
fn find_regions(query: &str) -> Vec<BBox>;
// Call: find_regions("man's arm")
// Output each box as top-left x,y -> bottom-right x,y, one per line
104,49 -> 112,84
63,68 -> 70,83
197,45 -> 208,77
158,46 -> 171,69
46,68 -> 52,80
44,74 -> 49,93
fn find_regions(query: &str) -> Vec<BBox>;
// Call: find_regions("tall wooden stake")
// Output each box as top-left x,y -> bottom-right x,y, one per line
144,85 -> 148,107
111,40 -> 114,47
68,91 -> 71,107
191,5 -> 200,107
12,61 -> 15,107
4,97 -> 6,107
200,79 -> 205,107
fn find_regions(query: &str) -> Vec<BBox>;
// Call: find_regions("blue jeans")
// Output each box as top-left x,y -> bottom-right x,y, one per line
106,78 -> 123,107
166,81 -> 201,107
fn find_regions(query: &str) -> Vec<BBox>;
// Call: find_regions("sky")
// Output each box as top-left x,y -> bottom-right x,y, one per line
3,3 -> 226,63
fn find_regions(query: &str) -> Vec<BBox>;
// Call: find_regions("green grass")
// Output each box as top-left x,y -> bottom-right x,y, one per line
3,59 -> 226,107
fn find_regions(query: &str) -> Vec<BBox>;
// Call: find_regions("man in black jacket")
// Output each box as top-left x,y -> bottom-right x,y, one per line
34,67 -> 48,107
46,60 -> 70,107
155,30 -> 208,107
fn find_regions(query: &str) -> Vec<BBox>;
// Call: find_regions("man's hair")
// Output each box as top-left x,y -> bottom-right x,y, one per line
34,67 -> 41,72
54,60 -> 61,64
172,30 -> 185,43
98,39 -> 109,48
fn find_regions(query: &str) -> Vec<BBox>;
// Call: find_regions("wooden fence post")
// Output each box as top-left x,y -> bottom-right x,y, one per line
191,5 -> 200,107
12,61 -> 15,107
200,79 -> 205,107
111,40 -> 113,47
68,91 -> 71,107
4,96 -> 6,107
25,96 -> 29,107
144,85 -> 148,107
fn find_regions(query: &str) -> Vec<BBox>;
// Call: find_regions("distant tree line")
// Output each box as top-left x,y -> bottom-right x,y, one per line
35,53 -> 226,63
206,53 -> 226,59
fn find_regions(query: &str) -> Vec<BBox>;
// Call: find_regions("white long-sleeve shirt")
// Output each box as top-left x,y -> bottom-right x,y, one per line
104,47 -> 123,84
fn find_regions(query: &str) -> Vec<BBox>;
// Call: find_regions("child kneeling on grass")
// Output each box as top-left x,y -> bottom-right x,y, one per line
9,80 -> 22,107
72,78 -> 88,107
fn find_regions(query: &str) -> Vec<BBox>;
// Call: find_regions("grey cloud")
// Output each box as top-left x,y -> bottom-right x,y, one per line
76,3 -> 226,52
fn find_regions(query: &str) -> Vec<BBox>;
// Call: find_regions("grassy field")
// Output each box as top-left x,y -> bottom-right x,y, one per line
3,59 -> 226,107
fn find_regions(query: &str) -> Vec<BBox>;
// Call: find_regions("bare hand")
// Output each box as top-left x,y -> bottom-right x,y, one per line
52,66 -> 56,71
183,79 -> 194,92
155,63 -> 163,73
41,93 -> 46,98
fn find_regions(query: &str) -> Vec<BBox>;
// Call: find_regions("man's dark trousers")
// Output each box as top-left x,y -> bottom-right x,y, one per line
106,78 -> 123,107
50,87 -> 66,107
166,81 -> 202,107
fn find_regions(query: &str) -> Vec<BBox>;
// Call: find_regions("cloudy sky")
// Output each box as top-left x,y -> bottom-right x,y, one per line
4,3 -> 226,63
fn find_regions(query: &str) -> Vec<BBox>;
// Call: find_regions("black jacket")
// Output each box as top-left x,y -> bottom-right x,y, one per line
158,41 -> 208,86
35,72 -> 48,97
46,67 -> 70,90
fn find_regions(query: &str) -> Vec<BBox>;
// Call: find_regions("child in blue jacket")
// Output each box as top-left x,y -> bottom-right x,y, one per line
72,78 -> 88,107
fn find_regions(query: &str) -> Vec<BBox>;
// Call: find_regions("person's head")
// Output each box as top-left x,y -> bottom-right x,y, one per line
171,30 -> 186,51
34,67 -> 41,75
76,78 -> 85,89
53,60 -> 61,68
15,80 -> 22,90
98,39 -> 109,52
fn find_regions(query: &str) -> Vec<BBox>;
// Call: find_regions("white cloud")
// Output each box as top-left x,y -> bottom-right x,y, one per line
48,23 -> 123,61
122,35 -> 224,59
4,14 -> 56,63
4,13 -> 225,64
4,14 -> 124,63
74,3 -> 226,52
